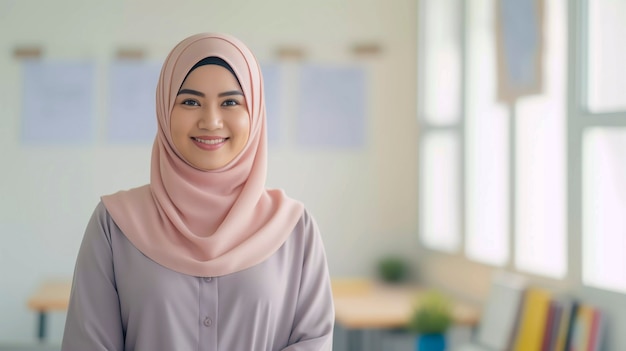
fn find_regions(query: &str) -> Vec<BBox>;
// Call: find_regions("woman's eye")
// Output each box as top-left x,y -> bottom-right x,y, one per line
222,99 -> 239,107
182,99 -> 199,106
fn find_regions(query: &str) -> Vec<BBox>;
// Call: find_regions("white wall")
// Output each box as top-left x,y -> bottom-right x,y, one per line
0,0 -> 418,344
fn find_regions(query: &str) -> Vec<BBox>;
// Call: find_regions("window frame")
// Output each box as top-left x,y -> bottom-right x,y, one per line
417,0 -> 626,293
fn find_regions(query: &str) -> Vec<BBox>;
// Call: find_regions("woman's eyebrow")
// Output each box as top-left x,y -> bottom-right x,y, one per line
177,89 -> 204,97
218,90 -> 244,97
177,89 -> 243,98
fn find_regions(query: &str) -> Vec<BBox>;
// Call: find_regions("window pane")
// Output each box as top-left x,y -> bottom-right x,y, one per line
419,132 -> 460,252
419,0 -> 462,125
587,0 -> 626,112
583,128 -> 626,294
515,0 -> 567,279
465,0 -> 510,266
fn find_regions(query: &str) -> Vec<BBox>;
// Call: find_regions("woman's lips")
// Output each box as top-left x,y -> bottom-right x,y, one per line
191,136 -> 227,150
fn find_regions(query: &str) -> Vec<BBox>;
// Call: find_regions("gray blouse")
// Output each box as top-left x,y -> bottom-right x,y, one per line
61,202 -> 334,351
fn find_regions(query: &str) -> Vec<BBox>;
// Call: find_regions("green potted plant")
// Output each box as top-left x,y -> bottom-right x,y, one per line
377,256 -> 409,283
407,290 -> 452,351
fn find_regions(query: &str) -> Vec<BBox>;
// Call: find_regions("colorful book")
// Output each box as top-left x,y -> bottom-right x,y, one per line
553,297 -> 578,351
541,300 -> 559,351
512,287 -> 552,351
569,303 -> 596,351
586,307 -> 605,351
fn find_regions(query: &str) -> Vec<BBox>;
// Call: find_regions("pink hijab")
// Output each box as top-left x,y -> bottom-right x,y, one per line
101,33 -> 304,277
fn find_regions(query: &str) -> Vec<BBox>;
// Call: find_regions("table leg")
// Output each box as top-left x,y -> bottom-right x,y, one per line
347,329 -> 364,351
37,311 -> 47,342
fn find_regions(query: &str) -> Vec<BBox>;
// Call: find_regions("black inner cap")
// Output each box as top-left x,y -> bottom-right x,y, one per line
180,56 -> 241,89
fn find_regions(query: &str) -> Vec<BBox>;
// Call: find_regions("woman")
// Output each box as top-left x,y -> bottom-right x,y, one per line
62,33 -> 335,351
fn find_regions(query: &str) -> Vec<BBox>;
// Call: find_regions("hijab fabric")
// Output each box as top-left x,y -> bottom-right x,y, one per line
101,33 -> 304,277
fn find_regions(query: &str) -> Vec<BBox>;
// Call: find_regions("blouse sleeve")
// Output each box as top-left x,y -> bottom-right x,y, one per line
283,210 -> 335,351
61,202 -> 124,351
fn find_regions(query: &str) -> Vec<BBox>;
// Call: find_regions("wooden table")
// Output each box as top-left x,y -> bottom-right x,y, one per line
27,279 -> 72,342
332,278 -> 480,328
331,279 -> 480,351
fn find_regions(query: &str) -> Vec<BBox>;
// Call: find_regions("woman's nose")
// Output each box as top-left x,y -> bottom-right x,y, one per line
198,106 -> 223,130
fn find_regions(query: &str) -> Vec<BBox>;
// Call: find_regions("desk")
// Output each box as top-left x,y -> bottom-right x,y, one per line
332,279 -> 480,328
331,279 -> 480,351
27,280 -> 72,342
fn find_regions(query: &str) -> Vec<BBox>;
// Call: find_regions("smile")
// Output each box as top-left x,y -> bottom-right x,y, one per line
192,137 -> 227,145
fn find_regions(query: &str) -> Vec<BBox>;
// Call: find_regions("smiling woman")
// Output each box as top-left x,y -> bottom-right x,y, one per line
171,59 -> 250,171
60,33 -> 335,351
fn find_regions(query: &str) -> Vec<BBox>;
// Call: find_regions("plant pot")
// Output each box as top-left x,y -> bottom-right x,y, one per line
416,333 -> 446,351
378,257 -> 408,283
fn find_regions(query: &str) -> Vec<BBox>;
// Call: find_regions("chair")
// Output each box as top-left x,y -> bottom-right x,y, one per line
456,271 -> 527,351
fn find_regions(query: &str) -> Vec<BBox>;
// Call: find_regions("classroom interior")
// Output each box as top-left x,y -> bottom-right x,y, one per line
1,0 -> 625,350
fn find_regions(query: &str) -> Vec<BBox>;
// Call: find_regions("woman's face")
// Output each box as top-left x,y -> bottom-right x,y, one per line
170,64 -> 250,171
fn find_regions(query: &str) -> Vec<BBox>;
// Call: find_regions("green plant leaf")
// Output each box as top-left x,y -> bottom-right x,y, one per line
406,290 -> 452,334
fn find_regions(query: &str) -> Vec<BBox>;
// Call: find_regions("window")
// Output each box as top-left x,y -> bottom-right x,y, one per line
582,128 -> 626,293
579,0 -> 626,294
513,0 -> 567,278
418,0 -> 626,293
464,0 -> 510,266
420,0 -> 462,125
417,0 -> 462,252
587,0 -> 626,112
419,132 -> 460,252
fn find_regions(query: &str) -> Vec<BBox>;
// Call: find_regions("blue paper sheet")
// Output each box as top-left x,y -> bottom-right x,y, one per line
296,64 -> 366,147
107,61 -> 161,143
21,61 -> 96,144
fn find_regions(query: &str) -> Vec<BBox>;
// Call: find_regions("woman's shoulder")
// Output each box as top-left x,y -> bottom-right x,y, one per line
99,184 -> 151,220
89,200 -> 111,224
89,186 -> 148,243
287,207 -> 324,248
88,200 -> 121,236
292,207 -> 317,232
101,184 -> 151,204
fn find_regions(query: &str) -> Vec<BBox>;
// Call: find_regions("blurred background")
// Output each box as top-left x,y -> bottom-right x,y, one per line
0,0 -> 625,350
